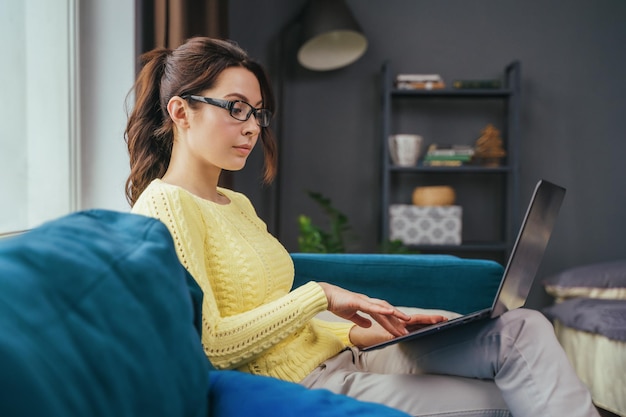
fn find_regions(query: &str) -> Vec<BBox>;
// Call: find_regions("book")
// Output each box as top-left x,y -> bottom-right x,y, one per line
423,144 -> 475,165
427,144 -> 473,150
422,160 -> 464,167
395,73 -> 445,90
452,79 -> 502,89
396,73 -> 442,82
423,154 -> 473,162
426,144 -> 474,155
396,80 -> 446,90
426,148 -> 474,157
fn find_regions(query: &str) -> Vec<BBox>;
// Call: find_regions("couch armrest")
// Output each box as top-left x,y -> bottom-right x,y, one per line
291,253 -> 503,314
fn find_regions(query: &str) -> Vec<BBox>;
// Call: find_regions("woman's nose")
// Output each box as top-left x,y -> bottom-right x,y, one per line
243,116 -> 261,136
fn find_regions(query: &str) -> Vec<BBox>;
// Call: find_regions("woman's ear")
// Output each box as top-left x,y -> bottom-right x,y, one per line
167,96 -> 190,128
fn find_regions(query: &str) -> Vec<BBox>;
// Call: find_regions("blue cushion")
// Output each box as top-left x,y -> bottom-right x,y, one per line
209,371 -> 410,417
291,253 -> 503,314
0,210 -> 210,417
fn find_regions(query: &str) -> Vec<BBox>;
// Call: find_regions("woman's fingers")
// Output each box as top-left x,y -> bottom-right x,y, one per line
349,296 -> 412,336
370,312 -> 409,337
319,282 -> 411,336
346,313 -> 373,328
406,314 -> 448,325
361,296 -> 411,321
348,321 -> 396,348
405,314 -> 449,332
371,313 -> 449,337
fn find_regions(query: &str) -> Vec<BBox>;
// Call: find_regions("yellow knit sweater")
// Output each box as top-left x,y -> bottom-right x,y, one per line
132,179 -> 353,382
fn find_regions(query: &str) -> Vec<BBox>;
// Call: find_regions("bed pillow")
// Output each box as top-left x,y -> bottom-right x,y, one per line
543,298 -> 626,342
542,260 -> 626,301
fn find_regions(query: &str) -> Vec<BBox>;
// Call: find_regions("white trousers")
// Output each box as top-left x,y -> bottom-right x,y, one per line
300,309 -> 599,417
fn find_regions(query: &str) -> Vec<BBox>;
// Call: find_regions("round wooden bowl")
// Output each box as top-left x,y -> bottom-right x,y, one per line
412,186 -> 456,206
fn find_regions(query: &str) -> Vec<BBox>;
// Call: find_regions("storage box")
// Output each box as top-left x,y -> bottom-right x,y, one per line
389,205 -> 462,245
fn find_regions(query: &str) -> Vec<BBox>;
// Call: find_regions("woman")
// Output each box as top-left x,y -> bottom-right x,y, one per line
125,37 -> 598,417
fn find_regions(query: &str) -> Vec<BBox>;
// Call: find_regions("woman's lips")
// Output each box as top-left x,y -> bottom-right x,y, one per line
233,145 -> 251,156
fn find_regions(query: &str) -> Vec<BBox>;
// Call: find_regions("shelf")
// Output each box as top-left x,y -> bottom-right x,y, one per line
380,60 -> 521,263
389,165 -> 512,174
391,89 -> 513,98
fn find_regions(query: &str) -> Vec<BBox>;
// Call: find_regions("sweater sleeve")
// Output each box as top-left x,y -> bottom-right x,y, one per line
132,183 -> 330,370
203,282 -> 329,368
310,319 -> 354,347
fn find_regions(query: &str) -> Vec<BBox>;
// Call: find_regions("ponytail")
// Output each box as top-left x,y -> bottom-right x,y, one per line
124,48 -> 173,206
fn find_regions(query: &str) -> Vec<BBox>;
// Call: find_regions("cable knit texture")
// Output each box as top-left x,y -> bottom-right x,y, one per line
132,179 -> 353,382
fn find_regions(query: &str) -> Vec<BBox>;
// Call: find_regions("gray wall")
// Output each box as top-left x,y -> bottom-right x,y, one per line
229,0 -> 626,309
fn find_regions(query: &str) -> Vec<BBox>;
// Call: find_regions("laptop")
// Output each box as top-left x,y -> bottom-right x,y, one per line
362,179 -> 566,351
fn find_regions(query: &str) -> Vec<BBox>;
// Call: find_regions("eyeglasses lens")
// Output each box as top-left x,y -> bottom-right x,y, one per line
231,101 -> 271,127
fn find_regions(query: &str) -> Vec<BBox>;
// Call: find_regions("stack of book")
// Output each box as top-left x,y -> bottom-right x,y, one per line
395,74 -> 445,90
422,144 -> 475,167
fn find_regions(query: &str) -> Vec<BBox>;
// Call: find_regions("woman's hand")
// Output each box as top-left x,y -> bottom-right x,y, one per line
318,282 -> 411,338
404,313 -> 449,332
349,313 -> 449,348
349,320 -> 396,348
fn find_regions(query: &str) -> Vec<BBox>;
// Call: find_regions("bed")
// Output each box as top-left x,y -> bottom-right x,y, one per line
542,260 -> 626,417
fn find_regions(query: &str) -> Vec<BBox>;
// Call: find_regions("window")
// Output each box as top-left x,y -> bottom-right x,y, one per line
0,0 -> 80,233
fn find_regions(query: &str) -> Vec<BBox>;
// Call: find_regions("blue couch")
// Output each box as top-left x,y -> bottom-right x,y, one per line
0,210 -> 503,417
292,253 -> 502,315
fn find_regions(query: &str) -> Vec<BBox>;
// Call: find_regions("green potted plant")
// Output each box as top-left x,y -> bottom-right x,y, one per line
297,191 -> 351,253
297,191 -> 415,254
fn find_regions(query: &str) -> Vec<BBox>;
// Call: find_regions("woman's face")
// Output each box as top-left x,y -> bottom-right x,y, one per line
182,66 -> 263,174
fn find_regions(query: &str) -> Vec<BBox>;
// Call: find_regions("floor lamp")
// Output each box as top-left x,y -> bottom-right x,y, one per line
271,0 -> 368,240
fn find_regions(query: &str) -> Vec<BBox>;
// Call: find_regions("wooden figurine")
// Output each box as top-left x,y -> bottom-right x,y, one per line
474,124 -> 506,167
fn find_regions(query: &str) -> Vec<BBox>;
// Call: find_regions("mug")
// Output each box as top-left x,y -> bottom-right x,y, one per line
389,134 -> 423,166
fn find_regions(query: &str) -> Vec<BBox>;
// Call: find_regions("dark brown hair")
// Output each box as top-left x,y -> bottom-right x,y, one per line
124,37 -> 277,206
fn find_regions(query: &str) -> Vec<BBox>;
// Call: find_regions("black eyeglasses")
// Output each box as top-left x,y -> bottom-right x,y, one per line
182,95 -> 272,128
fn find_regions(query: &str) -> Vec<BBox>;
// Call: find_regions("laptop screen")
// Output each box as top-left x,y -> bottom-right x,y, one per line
492,180 -> 566,316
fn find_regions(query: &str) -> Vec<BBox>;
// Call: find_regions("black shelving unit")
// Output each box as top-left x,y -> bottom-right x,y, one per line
380,61 -> 521,264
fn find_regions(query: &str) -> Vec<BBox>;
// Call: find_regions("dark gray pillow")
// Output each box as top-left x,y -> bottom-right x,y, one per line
543,298 -> 626,341
543,260 -> 626,301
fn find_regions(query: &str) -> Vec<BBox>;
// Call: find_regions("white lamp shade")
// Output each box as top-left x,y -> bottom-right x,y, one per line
297,30 -> 367,71
296,0 -> 368,71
